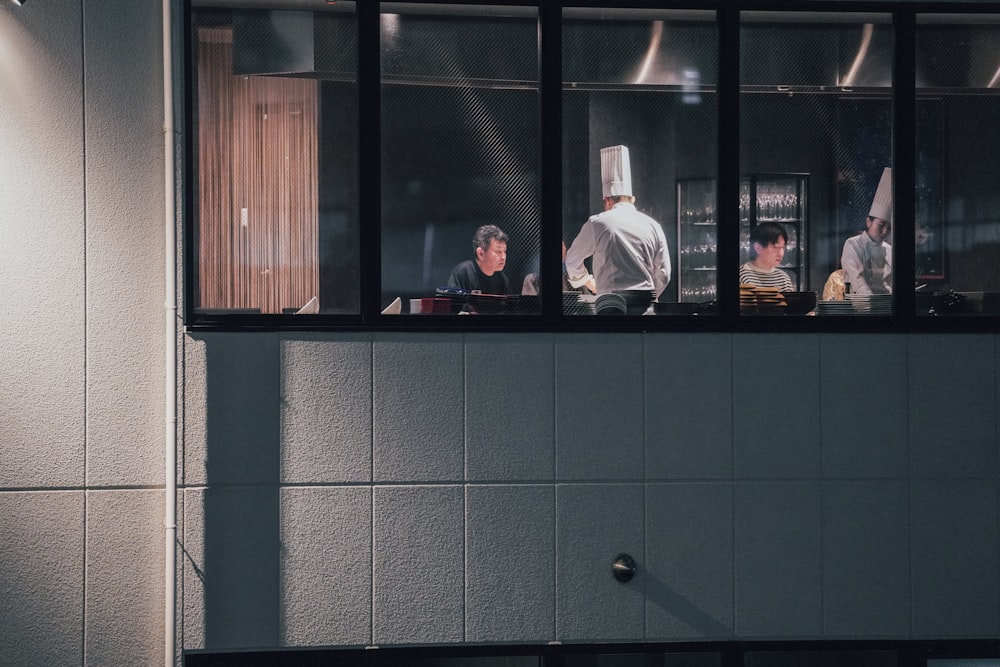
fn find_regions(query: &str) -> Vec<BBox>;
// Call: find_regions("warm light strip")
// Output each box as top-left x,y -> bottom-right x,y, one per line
840,23 -> 874,87
633,20 -> 664,85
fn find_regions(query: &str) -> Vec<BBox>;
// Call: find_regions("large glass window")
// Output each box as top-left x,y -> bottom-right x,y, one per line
562,9 -> 718,316
185,3 -> 1000,332
190,2 -> 358,315
740,12 -> 893,316
379,4 -> 540,316
915,15 -> 1000,316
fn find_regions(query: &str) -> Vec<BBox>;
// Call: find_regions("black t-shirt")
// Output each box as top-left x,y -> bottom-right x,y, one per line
447,260 -> 510,295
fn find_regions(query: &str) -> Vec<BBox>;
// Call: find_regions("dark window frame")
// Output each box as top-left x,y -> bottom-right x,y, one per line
182,0 -> 1000,333
182,638 -> 1000,666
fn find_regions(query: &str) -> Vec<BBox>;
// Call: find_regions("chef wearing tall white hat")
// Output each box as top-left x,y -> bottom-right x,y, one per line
564,145 -> 672,303
841,166 -> 893,295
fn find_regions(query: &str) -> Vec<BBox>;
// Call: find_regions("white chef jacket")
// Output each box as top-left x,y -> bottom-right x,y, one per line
841,231 -> 892,295
565,202 -> 671,297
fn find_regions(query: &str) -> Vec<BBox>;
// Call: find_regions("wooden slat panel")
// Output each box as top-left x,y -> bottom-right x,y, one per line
197,27 -> 320,313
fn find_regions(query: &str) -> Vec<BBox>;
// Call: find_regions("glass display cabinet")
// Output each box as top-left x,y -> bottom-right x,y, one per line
676,177 -> 719,303
677,173 -> 809,301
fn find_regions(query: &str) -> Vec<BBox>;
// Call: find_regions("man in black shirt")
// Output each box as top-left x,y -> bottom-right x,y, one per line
447,224 -> 510,295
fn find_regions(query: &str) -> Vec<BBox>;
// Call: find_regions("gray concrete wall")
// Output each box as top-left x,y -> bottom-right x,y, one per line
178,332 -> 1000,651
0,2 -> 998,666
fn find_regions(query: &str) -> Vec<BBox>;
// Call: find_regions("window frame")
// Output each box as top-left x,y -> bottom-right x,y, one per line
183,0 -> 1000,333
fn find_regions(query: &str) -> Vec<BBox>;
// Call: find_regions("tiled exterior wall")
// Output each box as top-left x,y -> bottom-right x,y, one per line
1,2 -> 999,666
177,333 -> 1000,652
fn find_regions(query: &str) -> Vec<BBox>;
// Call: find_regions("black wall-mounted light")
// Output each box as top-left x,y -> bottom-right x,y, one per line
12,0 -> 27,5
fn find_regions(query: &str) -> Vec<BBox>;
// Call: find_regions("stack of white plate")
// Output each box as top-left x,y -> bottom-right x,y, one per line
816,300 -> 856,315
846,293 -> 893,315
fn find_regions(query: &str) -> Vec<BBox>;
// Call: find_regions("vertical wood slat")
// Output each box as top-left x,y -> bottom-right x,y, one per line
197,27 -> 320,313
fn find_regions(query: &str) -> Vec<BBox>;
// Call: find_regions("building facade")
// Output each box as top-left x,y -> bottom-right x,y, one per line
1,1 -> 998,665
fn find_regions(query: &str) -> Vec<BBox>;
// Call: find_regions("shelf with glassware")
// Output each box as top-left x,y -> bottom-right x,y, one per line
677,173 -> 808,303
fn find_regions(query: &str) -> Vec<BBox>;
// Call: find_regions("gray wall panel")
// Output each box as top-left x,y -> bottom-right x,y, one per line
645,482 -> 734,639
911,479 -> 1000,636
822,480 -> 910,636
373,334 -> 464,482
466,334 -> 555,481
281,486 -> 372,646
556,483 -> 644,641
821,335 -> 909,477
373,485 -> 464,644
281,334 -> 373,484
645,334 -> 734,479
555,334 -> 645,480
735,482 -> 822,637
466,484 -> 555,641
909,335 -> 998,478
734,336 -> 822,479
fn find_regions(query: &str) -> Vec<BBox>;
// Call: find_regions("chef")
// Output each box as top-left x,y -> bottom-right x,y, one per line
564,145 -> 671,300
841,167 -> 893,295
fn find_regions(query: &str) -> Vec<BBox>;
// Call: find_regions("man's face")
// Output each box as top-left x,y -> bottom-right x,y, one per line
754,238 -> 786,269
867,217 -> 891,244
476,238 -> 507,275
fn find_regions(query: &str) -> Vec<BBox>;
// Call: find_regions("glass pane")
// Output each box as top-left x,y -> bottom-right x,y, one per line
380,5 -> 540,316
740,12 -> 893,317
915,15 -> 1000,316
563,10 -> 718,316
191,3 -> 359,315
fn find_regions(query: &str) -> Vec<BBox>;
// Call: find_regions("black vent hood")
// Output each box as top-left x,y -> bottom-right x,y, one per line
232,10 -> 356,79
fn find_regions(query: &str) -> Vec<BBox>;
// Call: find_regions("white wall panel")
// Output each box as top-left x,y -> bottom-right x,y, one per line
85,489 -> 164,665
0,491 -> 84,667
84,0 -> 165,487
0,0 -> 86,489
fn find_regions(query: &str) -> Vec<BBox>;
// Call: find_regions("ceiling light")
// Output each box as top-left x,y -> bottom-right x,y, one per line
12,0 -> 27,5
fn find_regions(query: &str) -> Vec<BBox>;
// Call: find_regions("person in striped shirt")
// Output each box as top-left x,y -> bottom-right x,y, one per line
739,220 -> 794,292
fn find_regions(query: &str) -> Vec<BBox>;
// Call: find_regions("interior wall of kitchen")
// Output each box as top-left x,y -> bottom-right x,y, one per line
1,3 -> 998,666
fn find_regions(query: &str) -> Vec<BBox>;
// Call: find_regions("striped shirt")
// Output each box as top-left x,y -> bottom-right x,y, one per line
739,262 -> 794,292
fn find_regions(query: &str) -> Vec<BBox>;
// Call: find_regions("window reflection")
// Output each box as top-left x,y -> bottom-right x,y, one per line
916,15 -> 1000,316
379,4 -> 540,315
740,12 -> 893,316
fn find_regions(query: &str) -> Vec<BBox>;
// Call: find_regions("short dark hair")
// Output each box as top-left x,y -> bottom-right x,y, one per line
473,225 -> 508,253
750,221 -> 788,249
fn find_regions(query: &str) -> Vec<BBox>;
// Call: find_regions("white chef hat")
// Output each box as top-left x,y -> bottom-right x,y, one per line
868,166 -> 892,223
601,145 -> 633,198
